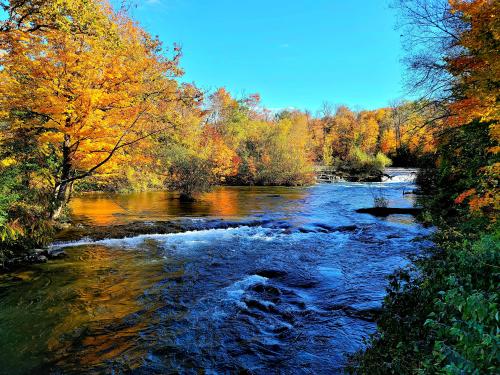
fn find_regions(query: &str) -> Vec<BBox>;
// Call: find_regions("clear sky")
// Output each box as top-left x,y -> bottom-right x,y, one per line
129,0 -> 406,112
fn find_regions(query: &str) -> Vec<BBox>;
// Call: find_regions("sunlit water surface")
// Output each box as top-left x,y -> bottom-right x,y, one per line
0,168 -> 432,374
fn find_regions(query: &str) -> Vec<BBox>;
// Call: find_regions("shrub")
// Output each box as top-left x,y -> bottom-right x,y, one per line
0,166 -> 55,265
345,148 -> 392,172
374,196 -> 389,208
375,152 -> 392,170
166,152 -> 216,201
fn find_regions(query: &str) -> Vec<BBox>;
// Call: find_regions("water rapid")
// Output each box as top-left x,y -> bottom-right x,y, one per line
0,168 -> 432,374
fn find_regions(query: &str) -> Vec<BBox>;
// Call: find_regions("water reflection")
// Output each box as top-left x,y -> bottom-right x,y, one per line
0,244 -> 166,374
69,187 -> 308,226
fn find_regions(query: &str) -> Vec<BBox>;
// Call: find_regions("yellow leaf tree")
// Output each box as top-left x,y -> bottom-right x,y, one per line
0,1 -> 194,218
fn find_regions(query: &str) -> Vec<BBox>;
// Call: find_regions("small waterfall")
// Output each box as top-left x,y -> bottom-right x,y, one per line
382,168 -> 418,183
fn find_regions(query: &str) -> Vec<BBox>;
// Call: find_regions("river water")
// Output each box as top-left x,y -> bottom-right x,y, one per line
0,168 -> 431,374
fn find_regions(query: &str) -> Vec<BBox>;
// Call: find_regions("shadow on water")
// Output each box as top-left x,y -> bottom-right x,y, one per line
0,170 -> 433,374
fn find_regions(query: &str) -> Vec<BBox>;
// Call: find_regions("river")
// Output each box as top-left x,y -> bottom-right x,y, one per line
0,168 -> 432,374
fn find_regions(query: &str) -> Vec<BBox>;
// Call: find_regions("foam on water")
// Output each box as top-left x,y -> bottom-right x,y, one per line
225,274 -> 269,299
50,225 -> 277,250
382,168 -> 418,183
381,174 -> 416,183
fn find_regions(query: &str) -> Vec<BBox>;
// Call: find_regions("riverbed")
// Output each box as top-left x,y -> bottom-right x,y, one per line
0,168 -> 432,374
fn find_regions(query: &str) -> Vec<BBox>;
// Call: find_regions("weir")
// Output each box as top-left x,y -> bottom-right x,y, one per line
314,166 -> 345,183
314,166 -> 418,184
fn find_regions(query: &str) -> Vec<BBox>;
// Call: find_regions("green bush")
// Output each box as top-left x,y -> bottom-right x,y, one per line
346,148 -> 391,170
337,147 -> 392,175
375,152 -> 392,170
422,229 -> 499,373
165,151 -> 216,200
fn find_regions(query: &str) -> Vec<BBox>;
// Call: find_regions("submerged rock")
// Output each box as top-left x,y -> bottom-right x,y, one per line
335,225 -> 358,232
1,251 -> 46,272
298,224 -> 358,234
54,221 -> 185,242
2,243 -> 68,271
251,283 -> 282,298
48,249 -> 67,259
54,218 -> 273,243
326,303 -> 383,322
24,253 -> 47,264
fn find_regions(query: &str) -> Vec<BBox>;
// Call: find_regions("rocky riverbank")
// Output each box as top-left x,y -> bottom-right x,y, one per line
2,247 -> 68,271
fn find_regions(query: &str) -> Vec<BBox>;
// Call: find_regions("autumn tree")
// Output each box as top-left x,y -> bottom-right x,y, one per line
322,106 -> 357,163
257,111 -> 314,185
445,0 -> 499,215
394,0 -> 498,215
376,101 -> 438,164
357,110 -> 380,154
199,90 -> 315,186
0,1 -> 196,218
0,0 -> 112,33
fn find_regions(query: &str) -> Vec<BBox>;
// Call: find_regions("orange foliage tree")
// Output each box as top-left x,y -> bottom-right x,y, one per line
446,0 -> 499,215
447,0 -> 499,126
0,1 -> 196,218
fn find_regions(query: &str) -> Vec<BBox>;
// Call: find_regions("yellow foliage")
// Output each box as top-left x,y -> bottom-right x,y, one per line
0,0 -> 198,215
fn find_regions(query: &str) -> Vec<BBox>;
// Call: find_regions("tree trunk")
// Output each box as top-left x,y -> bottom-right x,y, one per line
50,135 -> 73,220
51,181 -> 73,220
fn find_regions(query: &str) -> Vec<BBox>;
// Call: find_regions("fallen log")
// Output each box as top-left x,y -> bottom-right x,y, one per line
356,207 -> 422,217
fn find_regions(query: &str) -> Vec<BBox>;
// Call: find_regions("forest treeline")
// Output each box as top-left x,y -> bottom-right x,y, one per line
88,92 -> 437,193
0,0 -> 437,257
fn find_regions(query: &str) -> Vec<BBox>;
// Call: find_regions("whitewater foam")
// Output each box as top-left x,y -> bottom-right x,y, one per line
382,168 -> 418,183
225,274 -> 269,299
50,225 -> 276,250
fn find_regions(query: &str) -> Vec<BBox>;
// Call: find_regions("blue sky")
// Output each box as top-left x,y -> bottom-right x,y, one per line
129,0 -> 406,112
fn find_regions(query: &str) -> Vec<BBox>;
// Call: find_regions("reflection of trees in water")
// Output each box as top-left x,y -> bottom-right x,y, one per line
70,198 -> 127,225
69,187 -> 308,226
46,245 -> 167,371
204,188 -> 240,216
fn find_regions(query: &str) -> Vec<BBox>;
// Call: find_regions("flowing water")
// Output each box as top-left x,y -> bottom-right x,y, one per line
0,168 -> 431,374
